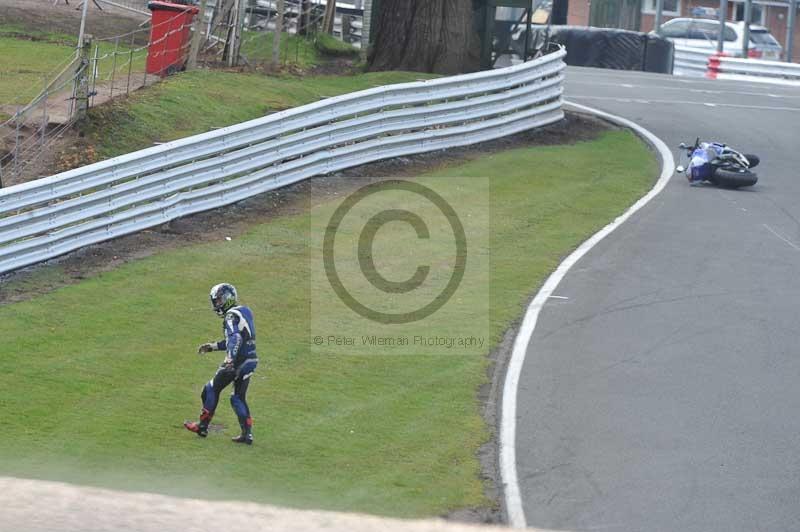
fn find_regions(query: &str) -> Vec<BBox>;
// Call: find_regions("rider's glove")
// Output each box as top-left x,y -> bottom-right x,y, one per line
197,343 -> 216,355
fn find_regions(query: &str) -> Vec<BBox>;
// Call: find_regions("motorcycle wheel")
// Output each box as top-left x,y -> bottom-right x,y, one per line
713,168 -> 758,188
743,154 -> 759,169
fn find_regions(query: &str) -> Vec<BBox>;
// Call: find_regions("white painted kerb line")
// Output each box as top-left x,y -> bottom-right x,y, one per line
763,223 -> 800,251
499,101 -> 674,528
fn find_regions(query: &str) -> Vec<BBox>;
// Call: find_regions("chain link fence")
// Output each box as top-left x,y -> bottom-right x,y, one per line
0,8 -> 193,186
233,0 -> 363,67
0,54 -> 83,187
0,1 -> 364,187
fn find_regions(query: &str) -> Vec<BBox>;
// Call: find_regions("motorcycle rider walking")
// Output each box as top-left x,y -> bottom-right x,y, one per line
184,283 -> 259,445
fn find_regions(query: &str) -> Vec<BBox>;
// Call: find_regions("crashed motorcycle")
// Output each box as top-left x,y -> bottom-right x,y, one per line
676,138 -> 759,188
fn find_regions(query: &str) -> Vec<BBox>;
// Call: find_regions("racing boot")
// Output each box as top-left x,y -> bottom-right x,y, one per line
231,417 -> 253,445
184,408 -> 213,437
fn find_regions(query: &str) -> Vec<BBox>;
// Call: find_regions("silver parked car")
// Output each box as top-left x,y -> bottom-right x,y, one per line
657,18 -> 783,60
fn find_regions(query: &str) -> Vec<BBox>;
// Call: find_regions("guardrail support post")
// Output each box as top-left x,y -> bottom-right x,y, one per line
717,0 -> 728,53
788,0 -> 797,62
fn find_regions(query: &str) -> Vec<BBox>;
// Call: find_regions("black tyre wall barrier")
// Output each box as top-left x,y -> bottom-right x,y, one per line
644,33 -> 674,73
532,26 -> 674,73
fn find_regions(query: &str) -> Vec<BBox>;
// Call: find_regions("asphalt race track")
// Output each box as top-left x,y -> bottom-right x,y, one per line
515,68 -> 800,531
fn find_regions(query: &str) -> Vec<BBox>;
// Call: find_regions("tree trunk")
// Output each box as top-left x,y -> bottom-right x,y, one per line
298,0 -> 311,35
367,0 -> 481,74
323,0 -> 337,34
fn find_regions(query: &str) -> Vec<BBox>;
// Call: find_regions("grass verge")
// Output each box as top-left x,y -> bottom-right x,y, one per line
314,33 -> 360,57
0,35 -> 74,105
0,128 -> 656,517
0,26 -> 144,107
239,32 -> 359,69
240,32 -> 321,68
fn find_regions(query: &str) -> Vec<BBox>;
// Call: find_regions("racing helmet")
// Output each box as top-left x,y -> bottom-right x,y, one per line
210,283 -> 238,316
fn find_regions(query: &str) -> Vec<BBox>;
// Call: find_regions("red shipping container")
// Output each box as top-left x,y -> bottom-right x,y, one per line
146,1 -> 199,76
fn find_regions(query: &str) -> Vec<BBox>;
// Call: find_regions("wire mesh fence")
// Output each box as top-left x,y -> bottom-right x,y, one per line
0,1 -> 364,187
0,8 -> 193,187
215,1 -> 363,68
0,54 -> 83,187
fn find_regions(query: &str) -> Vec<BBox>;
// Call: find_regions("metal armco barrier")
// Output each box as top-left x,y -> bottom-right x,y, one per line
673,46 -> 713,78
675,45 -> 800,86
707,55 -> 800,85
0,48 -> 566,275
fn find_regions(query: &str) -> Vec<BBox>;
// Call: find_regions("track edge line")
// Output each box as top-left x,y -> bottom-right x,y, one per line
499,101 -> 674,528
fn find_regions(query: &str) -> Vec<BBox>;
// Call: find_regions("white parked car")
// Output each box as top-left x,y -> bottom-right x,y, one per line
657,18 -> 783,60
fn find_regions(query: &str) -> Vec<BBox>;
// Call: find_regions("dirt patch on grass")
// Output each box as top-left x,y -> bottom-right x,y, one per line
308,58 -> 362,76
